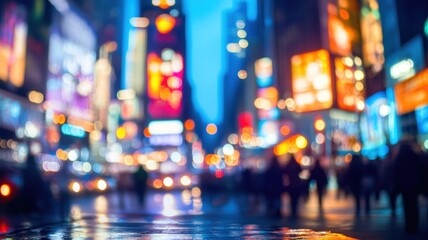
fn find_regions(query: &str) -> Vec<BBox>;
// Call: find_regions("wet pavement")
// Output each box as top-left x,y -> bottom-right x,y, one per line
1,190 -> 428,239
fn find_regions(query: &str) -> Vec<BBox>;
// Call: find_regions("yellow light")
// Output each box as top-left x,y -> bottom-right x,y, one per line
155,14 -> 176,34
296,136 -> 308,149
97,179 -> 108,191
191,187 -> 201,198
238,39 -> 249,48
163,177 -> 174,188
153,179 -> 163,189
180,175 -> 191,187
116,127 -> 126,140
70,181 -> 81,193
355,82 -> 364,91
314,119 -> 326,131
237,29 -> 247,38
124,155 -> 134,166
206,123 -> 217,135
354,70 -> 365,81
0,184 -> 11,197
28,91 -> 44,104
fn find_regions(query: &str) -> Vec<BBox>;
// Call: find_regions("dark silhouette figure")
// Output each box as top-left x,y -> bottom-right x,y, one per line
310,158 -> 328,211
240,167 -> 255,213
380,146 -> 398,216
58,161 -> 71,220
361,159 -> 379,214
22,153 -> 45,214
264,155 -> 284,217
283,154 -> 302,218
133,165 -> 148,206
345,153 -> 364,215
393,142 -> 423,234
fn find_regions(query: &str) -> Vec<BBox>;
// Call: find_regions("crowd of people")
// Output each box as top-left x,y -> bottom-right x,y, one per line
237,139 -> 428,235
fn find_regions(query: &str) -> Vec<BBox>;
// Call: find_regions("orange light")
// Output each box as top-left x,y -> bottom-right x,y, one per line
184,119 -> 195,131
206,123 -> 217,135
0,184 -> 11,197
153,179 -> 163,189
144,127 -> 151,137
155,14 -> 176,34
280,125 -> 290,136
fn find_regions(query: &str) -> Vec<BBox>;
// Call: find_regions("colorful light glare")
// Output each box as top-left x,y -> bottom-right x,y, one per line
155,14 -> 176,34
206,123 -> 217,135
314,119 -> 326,131
0,184 -> 11,197
180,176 -> 191,187
70,181 -> 81,193
153,179 -> 163,189
28,91 -> 44,104
296,136 -> 308,149
97,179 -> 107,191
163,177 -> 174,188
184,119 -> 195,131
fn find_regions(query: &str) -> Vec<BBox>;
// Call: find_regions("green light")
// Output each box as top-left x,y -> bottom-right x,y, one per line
425,18 -> 428,38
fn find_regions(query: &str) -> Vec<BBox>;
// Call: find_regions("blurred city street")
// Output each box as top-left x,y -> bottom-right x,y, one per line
1,189 -> 428,239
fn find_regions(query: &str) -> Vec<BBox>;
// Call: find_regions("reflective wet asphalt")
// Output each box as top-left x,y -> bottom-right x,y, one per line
1,190 -> 428,239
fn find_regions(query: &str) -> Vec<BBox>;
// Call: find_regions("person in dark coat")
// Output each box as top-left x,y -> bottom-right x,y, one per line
345,153 -> 364,215
133,165 -> 148,206
264,155 -> 284,217
22,153 -> 45,214
283,154 -> 302,218
310,158 -> 328,211
380,145 -> 398,216
361,158 -> 379,214
393,141 -> 423,234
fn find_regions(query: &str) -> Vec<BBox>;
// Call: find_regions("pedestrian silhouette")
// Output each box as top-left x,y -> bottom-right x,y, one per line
264,155 -> 284,217
309,157 -> 328,211
283,154 -> 302,218
22,152 -> 45,214
345,153 -> 364,215
133,165 -> 148,206
361,158 -> 378,214
380,146 -> 398,216
393,141 -> 423,234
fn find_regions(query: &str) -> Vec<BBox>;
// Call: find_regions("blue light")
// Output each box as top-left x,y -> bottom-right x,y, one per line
61,124 -> 85,138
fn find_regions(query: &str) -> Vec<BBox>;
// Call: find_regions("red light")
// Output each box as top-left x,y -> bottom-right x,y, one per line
215,170 -> 224,179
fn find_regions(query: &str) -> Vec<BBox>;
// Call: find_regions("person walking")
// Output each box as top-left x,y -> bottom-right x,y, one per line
264,155 -> 284,217
309,157 -> 328,211
345,153 -> 364,216
393,141 -> 423,234
283,154 -> 302,218
133,165 -> 148,207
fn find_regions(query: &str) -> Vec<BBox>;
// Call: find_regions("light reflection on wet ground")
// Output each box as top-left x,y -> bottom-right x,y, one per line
1,215 -> 357,239
2,190 -> 428,239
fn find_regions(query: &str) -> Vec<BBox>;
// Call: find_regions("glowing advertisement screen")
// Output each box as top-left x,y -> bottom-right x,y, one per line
255,58 -> 273,88
46,9 -> 96,121
0,3 -> 27,88
360,92 -> 389,159
327,0 -> 361,56
147,49 -> 183,119
361,0 -> 384,73
394,69 -> 428,115
291,49 -> 333,113
335,56 -> 365,111
416,105 -> 428,135
330,109 -> 359,155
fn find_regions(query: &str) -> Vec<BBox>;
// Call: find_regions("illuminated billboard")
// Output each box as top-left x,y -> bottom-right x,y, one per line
394,69 -> 428,115
45,9 -> 96,121
291,49 -> 333,112
327,0 -> 361,56
360,92 -> 389,159
334,56 -> 365,111
0,3 -> 27,88
361,0 -> 384,73
147,49 -> 184,119
385,36 -> 425,86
